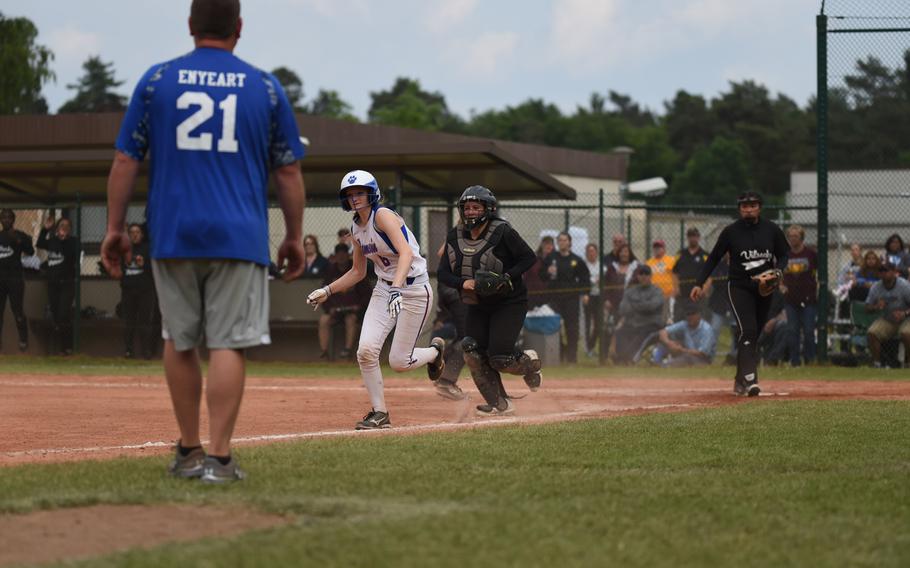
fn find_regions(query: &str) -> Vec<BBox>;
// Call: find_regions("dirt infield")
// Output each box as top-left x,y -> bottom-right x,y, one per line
3,372 -> 910,467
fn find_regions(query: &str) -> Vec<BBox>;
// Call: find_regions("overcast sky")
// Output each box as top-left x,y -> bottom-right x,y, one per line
5,0 -> 820,118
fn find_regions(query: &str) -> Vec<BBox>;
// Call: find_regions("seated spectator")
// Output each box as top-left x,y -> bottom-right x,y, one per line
651,301 -> 716,367
758,290 -> 791,366
613,265 -> 665,363
865,262 -> 910,368
318,244 -> 368,359
848,250 -> 881,302
302,234 -> 330,278
883,234 -> 910,278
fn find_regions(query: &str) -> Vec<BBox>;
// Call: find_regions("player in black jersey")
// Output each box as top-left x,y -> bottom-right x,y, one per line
690,192 -> 789,396
0,209 -> 35,352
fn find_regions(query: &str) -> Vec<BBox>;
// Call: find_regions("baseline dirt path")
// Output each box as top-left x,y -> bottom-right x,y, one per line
2,373 -> 909,467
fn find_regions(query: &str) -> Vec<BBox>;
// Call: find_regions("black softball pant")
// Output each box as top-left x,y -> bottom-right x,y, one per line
727,281 -> 774,383
48,277 -> 75,353
551,295 -> 581,363
465,301 -> 527,359
121,286 -> 158,357
0,276 -> 28,344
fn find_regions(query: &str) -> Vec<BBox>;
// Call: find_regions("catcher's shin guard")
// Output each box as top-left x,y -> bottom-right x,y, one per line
489,352 -> 540,376
462,337 -> 503,406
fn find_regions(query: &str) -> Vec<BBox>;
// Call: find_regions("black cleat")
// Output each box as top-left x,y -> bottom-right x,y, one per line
427,337 -> 446,381
355,409 -> 391,430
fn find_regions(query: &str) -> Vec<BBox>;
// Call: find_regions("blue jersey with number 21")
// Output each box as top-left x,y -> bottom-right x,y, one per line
115,47 -> 305,265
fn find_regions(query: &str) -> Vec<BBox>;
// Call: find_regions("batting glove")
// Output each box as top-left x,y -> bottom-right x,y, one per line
387,287 -> 403,319
306,286 -> 331,310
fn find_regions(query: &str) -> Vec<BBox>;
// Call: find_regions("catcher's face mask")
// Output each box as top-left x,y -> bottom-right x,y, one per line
461,200 -> 488,229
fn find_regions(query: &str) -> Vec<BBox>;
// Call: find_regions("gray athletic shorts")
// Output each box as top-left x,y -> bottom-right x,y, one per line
152,259 -> 270,351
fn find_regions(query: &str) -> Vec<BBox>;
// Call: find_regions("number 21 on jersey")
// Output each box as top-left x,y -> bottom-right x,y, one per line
176,91 -> 238,153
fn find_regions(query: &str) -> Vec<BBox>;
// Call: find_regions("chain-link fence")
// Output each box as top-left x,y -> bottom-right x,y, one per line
816,1 -> 910,363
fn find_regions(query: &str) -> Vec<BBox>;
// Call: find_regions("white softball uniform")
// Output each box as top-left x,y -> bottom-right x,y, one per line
351,207 -> 427,282
351,207 -> 436,413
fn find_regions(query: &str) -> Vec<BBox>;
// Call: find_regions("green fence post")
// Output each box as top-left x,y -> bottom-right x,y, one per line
816,12 -> 829,362
563,208 -> 570,234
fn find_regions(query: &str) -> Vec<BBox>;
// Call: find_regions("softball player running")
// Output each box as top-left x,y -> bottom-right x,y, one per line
307,170 -> 445,429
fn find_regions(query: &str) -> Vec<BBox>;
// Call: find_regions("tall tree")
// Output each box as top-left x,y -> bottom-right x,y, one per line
369,77 -> 462,131
270,66 -> 305,112
670,136 -> 752,204
307,89 -> 358,122
607,90 -> 656,128
663,90 -> 716,168
58,56 -> 127,113
467,99 -> 567,146
0,11 -> 55,114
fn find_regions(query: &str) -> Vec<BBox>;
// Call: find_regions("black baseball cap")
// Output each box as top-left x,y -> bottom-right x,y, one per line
880,262 -> 897,272
636,265 -> 652,276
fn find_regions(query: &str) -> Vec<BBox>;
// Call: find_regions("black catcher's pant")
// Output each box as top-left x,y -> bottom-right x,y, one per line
463,301 -> 528,405
435,284 -> 467,383
727,281 -> 774,384
0,276 -> 28,346
47,277 -> 75,354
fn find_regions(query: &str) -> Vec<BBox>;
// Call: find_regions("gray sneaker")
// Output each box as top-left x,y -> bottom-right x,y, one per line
434,379 -> 466,400
167,445 -> 206,479
200,456 -> 246,484
427,337 -> 446,381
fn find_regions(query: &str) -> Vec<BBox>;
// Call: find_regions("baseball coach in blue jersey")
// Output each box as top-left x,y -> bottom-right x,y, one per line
102,0 -> 306,484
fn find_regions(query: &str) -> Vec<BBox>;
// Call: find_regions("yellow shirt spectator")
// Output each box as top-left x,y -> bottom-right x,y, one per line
646,240 -> 677,298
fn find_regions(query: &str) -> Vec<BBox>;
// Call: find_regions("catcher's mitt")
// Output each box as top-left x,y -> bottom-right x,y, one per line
474,270 -> 513,298
752,269 -> 782,297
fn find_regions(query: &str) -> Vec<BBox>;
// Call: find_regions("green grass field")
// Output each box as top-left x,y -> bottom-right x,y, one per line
2,398 -> 909,567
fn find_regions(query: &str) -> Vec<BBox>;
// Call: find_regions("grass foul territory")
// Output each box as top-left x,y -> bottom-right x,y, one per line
0,400 -> 908,567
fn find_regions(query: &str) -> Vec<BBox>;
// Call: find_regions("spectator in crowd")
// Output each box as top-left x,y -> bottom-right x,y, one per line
603,243 -> 639,354
583,243 -> 603,358
0,208 -> 34,352
613,265 -> 665,364
782,224 -> 818,366
120,223 -> 157,359
525,235 -> 554,309
848,250 -> 882,302
37,214 -> 80,355
837,244 -> 863,289
865,262 -> 910,368
603,233 -> 636,265
671,227 -> 708,321
883,234 -> 910,277
705,253 -> 738,365
646,239 -> 677,306
651,301 -> 716,367
758,290 -> 791,366
337,227 -> 353,252
317,244 -> 367,360
541,231 -> 590,363
301,234 -> 329,278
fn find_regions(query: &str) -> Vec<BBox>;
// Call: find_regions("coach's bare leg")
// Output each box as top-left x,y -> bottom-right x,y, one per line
163,340 -> 203,448
206,348 -> 246,457
868,332 -> 881,365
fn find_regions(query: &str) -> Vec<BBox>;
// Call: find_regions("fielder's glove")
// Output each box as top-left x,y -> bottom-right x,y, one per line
752,269 -> 783,297
474,270 -> 513,298
306,286 -> 331,310
387,287 -> 403,318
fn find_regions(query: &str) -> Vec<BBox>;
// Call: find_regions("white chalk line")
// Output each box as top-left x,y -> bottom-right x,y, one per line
1,403 -> 694,459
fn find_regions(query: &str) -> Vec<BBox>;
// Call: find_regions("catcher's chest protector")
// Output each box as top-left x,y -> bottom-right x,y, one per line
448,220 -> 507,304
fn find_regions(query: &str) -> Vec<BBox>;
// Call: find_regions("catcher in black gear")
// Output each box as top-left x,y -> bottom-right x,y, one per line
690,191 -> 788,396
437,185 -> 540,416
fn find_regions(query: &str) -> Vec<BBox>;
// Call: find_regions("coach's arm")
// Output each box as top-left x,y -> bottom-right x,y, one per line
101,151 -> 141,279
274,163 -> 306,281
